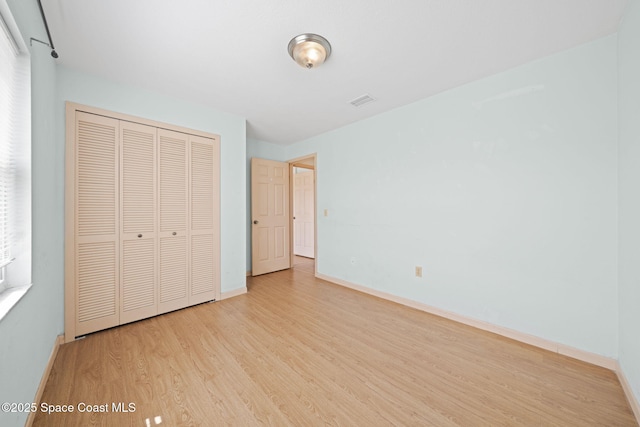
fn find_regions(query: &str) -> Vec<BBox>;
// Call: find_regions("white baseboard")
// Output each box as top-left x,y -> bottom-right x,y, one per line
26,334 -> 64,427
220,286 -> 247,300
316,273 -> 617,370
616,362 -> 640,424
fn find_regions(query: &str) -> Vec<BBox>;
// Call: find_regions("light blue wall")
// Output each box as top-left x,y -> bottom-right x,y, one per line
287,35 -> 619,358
0,2 -> 61,426
56,67 -> 247,294
618,0 -> 640,408
246,138 -> 286,271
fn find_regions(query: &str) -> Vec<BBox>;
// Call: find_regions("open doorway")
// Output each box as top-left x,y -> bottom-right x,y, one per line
289,154 -> 317,275
292,165 -> 314,258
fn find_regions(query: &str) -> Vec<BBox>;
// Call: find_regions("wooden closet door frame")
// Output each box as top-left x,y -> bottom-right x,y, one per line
64,102 -> 221,343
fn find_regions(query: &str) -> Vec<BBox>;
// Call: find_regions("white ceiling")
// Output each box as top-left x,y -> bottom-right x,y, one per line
43,0 -> 628,145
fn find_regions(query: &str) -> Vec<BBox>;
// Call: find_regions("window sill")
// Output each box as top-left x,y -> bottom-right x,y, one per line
0,284 -> 32,321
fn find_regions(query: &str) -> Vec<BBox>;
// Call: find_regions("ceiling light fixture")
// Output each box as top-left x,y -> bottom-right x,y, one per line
288,33 -> 331,69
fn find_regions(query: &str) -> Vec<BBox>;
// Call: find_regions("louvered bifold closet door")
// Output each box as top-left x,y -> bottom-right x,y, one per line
157,129 -> 189,314
74,112 -> 120,336
189,134 -> 220,304
120,121 -> 158,324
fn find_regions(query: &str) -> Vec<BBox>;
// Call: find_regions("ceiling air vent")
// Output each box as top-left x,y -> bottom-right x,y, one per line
349,94 -> 376,107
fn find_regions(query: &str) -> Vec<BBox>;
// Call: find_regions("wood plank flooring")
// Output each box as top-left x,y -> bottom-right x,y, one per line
34,257 -> 637,426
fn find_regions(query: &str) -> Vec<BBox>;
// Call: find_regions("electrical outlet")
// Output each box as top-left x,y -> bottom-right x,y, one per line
415,266 -> 422,278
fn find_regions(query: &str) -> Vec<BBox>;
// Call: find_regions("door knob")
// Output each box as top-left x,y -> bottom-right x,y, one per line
253,220 -> 259,224
138,234 -> 143,238
172,232 -> 177,236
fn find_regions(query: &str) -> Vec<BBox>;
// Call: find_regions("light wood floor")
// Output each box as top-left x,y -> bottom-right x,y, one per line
35,256 -> 637,426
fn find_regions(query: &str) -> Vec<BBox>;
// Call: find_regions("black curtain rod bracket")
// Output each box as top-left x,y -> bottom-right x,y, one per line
36,0 -> 58,58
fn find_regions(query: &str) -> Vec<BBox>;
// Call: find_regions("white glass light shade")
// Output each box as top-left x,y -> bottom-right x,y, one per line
288,34 -> 331,69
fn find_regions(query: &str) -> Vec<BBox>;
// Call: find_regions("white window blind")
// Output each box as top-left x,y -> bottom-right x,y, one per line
0,0 -> 31,296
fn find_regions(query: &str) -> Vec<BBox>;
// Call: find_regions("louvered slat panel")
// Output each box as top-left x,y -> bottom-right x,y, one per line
159,236 -> 187,303
120,121 -> 157,324
73,112 -> 120,338
122,127 -> 155,234
157,129 -> 189,314
159,133 -> 187,232
122,238 -> 155,312
191,234 -> 214,296
77,241 -> 117,322
189,135 -> 218,304
191,140 -> 214,230
77,119 -> 117,236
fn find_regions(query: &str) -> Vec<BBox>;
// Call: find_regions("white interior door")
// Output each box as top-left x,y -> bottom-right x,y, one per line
293,169 -> 315,258
251,158 -> 290,276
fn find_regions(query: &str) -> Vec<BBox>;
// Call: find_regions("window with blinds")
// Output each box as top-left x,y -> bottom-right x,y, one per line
0,0 -> 31,313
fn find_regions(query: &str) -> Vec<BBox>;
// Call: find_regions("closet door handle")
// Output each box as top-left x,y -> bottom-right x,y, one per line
253,220 -> 259,225
138,234 -> 143,238
172,232 -> 177,236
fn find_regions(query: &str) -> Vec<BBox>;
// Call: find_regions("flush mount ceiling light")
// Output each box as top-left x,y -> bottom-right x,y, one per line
288,33 -> 332,69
